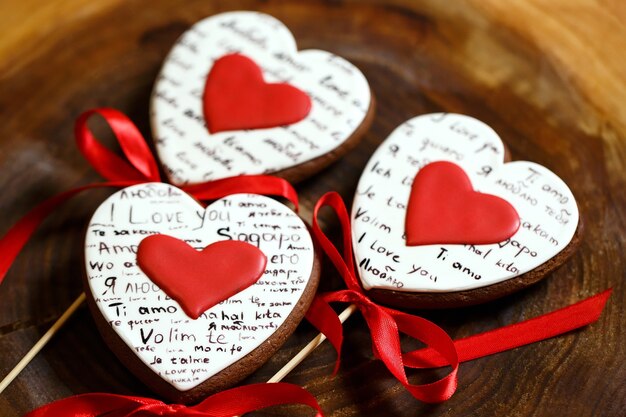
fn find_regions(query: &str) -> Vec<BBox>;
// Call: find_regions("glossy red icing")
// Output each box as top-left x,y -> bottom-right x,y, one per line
203,53 -> 312,133
405,161 -> 520,246
137,235 -> 267,319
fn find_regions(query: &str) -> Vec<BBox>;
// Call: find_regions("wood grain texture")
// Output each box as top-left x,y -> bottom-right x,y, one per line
0,0 -> 624,416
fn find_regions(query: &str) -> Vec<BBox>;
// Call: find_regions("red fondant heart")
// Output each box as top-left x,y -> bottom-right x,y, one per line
203,53 -> 312,133
405,161 -> 520,246
137,235 -> 267,319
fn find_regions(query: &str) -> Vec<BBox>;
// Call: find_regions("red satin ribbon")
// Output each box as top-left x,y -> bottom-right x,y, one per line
24,383 -> 323,416
75,108 -> 161,182
0,108 -> 298,286
306,191 -> 611,403
403,288 -> 611,367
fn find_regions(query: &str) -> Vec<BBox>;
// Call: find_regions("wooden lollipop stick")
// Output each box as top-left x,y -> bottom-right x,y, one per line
0,292 -> 86,394
231,307 -> 356,417
267,304 -> 357,383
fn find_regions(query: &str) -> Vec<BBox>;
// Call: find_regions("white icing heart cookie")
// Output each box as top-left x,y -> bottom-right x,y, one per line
151,11 -> 373,185
352,113 -> 580,308
83,183 -> 319,403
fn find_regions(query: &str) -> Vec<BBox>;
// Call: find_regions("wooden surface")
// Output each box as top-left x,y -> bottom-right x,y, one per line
1,0 -> 625,415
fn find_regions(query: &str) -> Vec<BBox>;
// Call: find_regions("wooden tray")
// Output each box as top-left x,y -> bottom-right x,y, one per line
1,1 -> 624,415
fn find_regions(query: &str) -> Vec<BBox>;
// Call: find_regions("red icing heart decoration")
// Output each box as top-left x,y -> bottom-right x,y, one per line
405,161 -> 520,246
203,53 -> 312,133
137,235 -> 267,319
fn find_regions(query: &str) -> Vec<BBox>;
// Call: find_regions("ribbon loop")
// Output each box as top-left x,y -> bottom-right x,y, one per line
311,192 -> 359,290
75,108 -> 161,182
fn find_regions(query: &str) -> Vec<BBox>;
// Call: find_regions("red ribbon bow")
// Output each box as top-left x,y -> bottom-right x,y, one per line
305,191 -> 612,403
23,383 -> 324,416
0,108 -> 299,286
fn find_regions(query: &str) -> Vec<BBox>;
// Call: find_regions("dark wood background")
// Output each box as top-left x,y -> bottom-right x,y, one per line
1,1 -> 624,416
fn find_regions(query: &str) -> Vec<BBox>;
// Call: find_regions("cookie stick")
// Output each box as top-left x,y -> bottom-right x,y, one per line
267,304 -> 357,383
0,293 -> 86,394
231,306 -> 356,417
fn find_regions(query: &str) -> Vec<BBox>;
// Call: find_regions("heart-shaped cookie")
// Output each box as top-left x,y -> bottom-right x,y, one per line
151,11 -> 374,185
352,113 -> 580,308
83,183 -> 319,403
